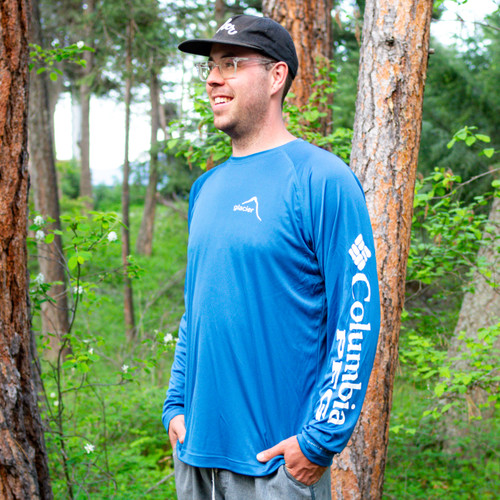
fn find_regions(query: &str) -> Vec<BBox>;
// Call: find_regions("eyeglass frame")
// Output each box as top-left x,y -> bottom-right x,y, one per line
195,56 -> 277,81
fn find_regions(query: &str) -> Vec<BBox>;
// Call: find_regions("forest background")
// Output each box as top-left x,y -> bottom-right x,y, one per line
6,0 -> 500,498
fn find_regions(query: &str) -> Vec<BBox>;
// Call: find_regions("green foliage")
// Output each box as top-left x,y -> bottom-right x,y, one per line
401,163 -> 499,408
400,323 -> 500,420
56,159 -> 80,200
29,206 -> 187,498
408,168 -> 492,287
427,323 -> 500,416
93,184 -> 123,212
285,58 -> 353,162
447,126 -> 495,159
29,41 -> 93,81
394,131 -> 500,499
384,379 -> 500,499
167,83 -> 232,171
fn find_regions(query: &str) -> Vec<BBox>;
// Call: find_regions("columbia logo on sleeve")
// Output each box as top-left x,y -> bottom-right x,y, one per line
349,234 -> 371,271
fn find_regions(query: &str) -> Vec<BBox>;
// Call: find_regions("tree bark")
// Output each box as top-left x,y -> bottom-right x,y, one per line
29,0 -> 71,362
443,196 -> 500,450
0,0 -> 53,497
215,0 -> 226,25
263,0 -> 333,133
79,0 -> 94,206
136,68 -> 160,256
331,0 -> 433,498
122,18 -> 135,340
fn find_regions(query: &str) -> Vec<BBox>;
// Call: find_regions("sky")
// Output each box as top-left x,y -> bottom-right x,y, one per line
53,0 -> 498,186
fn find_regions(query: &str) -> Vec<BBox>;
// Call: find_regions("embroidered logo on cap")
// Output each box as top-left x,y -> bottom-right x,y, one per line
217,18 -> 238,35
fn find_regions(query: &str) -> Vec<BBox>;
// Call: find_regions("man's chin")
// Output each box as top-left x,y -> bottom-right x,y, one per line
213,119 -> 235,136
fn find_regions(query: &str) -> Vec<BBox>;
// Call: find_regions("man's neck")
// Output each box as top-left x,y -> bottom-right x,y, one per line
231,123 -> 296,157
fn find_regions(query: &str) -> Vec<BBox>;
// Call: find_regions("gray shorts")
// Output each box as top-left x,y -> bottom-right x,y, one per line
173,447 -> 332,500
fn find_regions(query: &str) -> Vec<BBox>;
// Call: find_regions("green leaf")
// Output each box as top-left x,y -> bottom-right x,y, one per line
68,255 -> 78,270
465,136 -> 476,146
167,139 -> 178,150
441,403 -> 454,414
45,233 -> 55,244
49,72 -> 58,81
434,382 -> 447,397
482,148 -> 494,158
475,134 -> 491,143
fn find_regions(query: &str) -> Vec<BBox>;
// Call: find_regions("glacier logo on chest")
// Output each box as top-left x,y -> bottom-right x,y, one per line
233,196 -> 262,222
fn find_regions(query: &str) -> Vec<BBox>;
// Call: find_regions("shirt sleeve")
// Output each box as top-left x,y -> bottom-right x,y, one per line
161,176 -> 205,433
162,312 -> 188,432
296,158 -> 381,466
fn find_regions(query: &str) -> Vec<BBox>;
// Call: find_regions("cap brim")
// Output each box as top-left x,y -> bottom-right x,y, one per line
178,38 -> 266,57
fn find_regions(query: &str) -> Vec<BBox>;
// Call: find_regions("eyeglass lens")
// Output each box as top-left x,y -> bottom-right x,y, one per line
198,59 -> 237,81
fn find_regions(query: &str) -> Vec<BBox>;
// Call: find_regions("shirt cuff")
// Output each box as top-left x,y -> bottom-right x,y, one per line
297,432 -> 335,467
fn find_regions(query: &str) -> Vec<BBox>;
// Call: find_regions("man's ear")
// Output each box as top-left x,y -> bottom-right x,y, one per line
270,61 -> 289,98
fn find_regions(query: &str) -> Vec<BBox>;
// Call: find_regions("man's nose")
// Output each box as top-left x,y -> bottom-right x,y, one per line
207,65 -> 224,86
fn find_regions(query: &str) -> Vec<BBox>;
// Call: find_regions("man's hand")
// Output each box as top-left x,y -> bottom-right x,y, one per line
168,414 -> 186,450
256,436 -> 327,486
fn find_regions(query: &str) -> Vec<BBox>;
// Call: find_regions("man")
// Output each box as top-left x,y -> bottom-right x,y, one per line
162,14 -> 380,500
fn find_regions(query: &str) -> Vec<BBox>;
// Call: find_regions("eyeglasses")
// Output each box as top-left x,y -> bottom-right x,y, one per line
195,56 -> 275,81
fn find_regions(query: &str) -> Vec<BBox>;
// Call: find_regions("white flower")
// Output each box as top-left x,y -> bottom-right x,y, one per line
77,40 -> 85,49
121,364 -> 129,374
35,230 -> 45,241
88,348 -> 94,355
34,273 -> 45,285
73,285 -> 84,295
50,392 -> 56,399
34,215 -> 44,226
54,400 -> 59,407
163,333 -> 174,344
107,231 -> 118,242
84,443 -> 95,454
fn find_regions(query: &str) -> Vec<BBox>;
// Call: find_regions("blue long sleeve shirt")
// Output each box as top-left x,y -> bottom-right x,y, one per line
162,139 -> 380,476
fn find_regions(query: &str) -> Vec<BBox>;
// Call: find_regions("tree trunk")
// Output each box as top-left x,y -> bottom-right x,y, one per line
29,0 -> 71,362
263,0 -> 333,134
79,0 -> 94,207
136,68 -> 160,256
122,18 -> 135,340
443,196 -> 500,450
215,0 -> 226,25
0,0 -> 53,497
331,0 -> 433,498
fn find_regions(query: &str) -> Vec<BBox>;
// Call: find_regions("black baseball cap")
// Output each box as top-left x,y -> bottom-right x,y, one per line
178,15 -> 298,79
